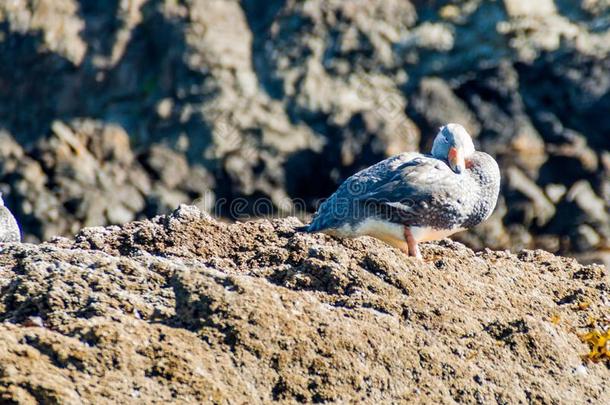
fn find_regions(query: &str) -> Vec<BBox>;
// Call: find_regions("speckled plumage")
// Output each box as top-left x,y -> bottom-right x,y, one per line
0,195 -> 21,243
307,129 -> 500,249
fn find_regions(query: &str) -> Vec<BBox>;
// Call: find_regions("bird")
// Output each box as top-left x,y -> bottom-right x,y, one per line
305,123 -> 500,258
0,193 -> 21,243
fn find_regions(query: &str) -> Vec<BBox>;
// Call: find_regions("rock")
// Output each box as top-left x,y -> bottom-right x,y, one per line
409,77 -> 481,146
573,224 -> 601,252
509,120 -> 548,176
549,181 -> 610,252
540,134 -> 599,185
535,234 -> 561,253
601,151 -> 610,205
93,124 -> 135,165
497,4 -> 579,62
0,120 -> 216,242
0,0 -> 87,65
0,0 -> 609,265
503,0 -> 557,17
105,201 -> 136,226
506,166 -> 556,227
145,185 -> 190,217
576,251 -> 610,270
0,131 -> 25,175
0,212 -> 608,402
404,22 -> 455,51
454,62 -> 524,156
142,145 -> 189,189
566,181 -> 608,225
22,316 -> 45,328
545,183 -> 567,204
580,0 -> 610,16
507,224 -> 535,251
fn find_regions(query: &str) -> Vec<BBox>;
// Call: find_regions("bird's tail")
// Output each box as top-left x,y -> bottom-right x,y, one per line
299,213 -> 331,233
295,224 -> 312,233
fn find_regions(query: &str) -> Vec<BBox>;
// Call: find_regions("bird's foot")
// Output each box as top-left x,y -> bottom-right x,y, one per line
403,226 -> 422,259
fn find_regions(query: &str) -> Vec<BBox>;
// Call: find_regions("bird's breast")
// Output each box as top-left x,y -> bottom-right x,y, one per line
340,218 -> 464,245
410,226 -> 465,242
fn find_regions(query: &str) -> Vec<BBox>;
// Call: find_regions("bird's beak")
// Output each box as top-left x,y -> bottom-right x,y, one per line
448,147 -> 464,174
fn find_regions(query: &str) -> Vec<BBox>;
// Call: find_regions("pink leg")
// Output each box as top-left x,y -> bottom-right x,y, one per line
403,226 -> 422,259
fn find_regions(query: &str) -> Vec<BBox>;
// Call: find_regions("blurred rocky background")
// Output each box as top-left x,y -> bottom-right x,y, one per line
0,0 -> 608,267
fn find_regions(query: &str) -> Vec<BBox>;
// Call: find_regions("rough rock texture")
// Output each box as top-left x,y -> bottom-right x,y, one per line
0,206 -> 609,403
0,0 -> 609,267
0,120 -> 215,242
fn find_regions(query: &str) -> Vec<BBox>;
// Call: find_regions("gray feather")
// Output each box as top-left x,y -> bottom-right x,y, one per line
307,151 -> 500,233
0,197 -> 21,243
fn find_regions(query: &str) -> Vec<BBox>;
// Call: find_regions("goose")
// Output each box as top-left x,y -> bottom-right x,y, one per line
306,123 -> 501,258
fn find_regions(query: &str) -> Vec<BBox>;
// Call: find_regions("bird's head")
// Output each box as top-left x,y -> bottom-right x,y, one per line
431,123 -> 475,174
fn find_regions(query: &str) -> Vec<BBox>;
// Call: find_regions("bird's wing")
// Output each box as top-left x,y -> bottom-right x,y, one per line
333,153 -> 423,198
307,152 -> 420,231
353,157 -> 451,199
352,156 -> 466,225
0,206 -> 20,243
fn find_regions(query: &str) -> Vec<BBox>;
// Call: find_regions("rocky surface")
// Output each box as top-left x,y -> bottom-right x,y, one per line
0,205 -> 608,403
0,0 -> 609,266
